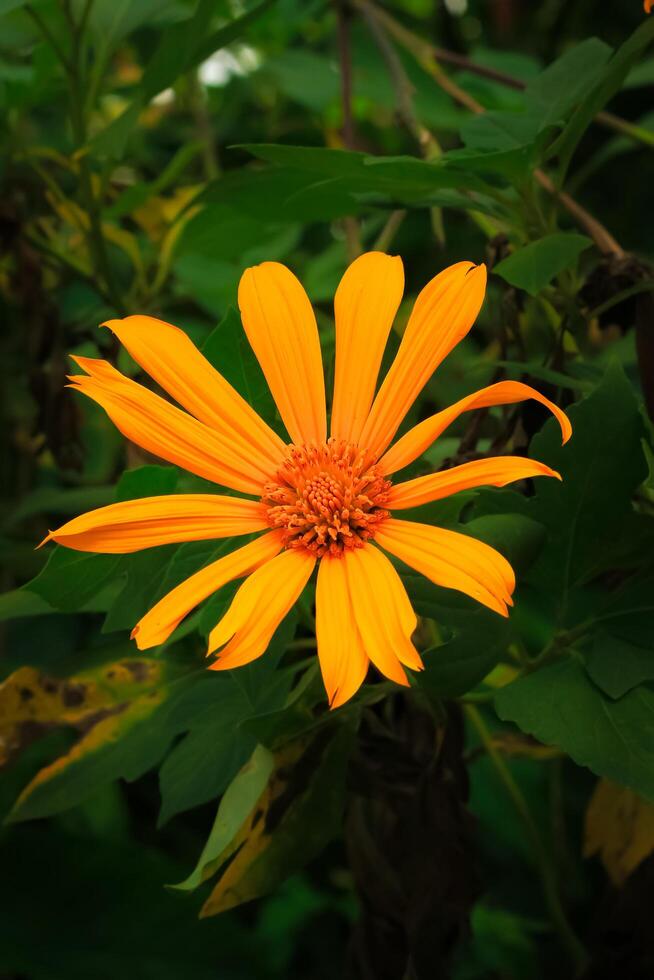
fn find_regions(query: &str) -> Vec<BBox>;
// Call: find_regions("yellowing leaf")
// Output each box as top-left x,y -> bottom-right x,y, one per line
200,739 -> 305,917
11,688 -> 165,815
200,727 -> 353,917
0,660 -> 162,767
584,778 -> 654,885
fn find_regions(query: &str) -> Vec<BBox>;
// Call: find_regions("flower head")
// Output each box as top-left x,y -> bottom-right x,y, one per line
44,253 -> 571,707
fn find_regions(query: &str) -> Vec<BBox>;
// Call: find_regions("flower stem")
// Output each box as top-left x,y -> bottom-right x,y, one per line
465,704 -> 588,973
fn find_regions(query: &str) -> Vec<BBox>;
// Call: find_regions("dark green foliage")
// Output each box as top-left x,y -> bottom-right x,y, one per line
2,0 -> 654,977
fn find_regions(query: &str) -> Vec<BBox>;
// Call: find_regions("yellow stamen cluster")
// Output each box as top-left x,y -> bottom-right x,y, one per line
262,439 -> 391,557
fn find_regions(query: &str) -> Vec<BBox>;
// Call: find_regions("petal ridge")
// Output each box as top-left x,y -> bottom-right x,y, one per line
41,495 -> 268,553
207,547 -> 315,669
376,518 -> 514,617
381,380 -> 571,475
331,252 -> 404,443
103,315 -> 285,467
389,456 -> 560,510
132,530 -> 284,650
360,262 -> 487,458
69,358 -> 273,494
238,262 -> 326,445
316,556 -> 369,708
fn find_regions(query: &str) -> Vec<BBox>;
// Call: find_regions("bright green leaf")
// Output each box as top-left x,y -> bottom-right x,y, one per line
495,657 -> 654,801
493,233 -> 592,295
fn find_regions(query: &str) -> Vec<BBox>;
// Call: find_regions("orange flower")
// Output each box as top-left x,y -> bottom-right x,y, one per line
646,0 -> 652,13
44,254 -> 571,707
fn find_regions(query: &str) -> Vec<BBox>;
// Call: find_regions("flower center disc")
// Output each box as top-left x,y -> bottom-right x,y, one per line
262,438 -> 392,557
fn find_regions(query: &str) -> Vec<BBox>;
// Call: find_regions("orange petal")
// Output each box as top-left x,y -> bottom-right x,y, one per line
132,530 -> 284,650
330,252 -> 404,443
343,544 -> 422,685
381,380 -> 572,475
40,494 -> 268,554
359,262 -> 487,458
103,315 -> 286,468
238,262 -> 326,445
69,358 -> 272,495
315,555 -> 369,708
376,518 -> 514,617
389,456 -> 560,510
207,547 -> 315,669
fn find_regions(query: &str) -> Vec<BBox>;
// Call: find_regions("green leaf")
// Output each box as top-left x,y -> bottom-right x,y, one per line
419,610 -> 509,697
157,614 -> 296,824
585,630 -> 654,700
175,204 -> 298,266
493,233 -> 592,295
592,576 -> 654,647
6,485 -> 115,527
198,167 -> 363,222
240,145 -> 488,195
9,666 -> 265,822
92,0 -> 276,158
460,110 -> 544,152
158,683 -> 267,826
495,657 -> 654,801
172,743 -> 275,891
6,657 -> 187,820
479,365 -> 647,609
115,464 -> 178,501
0,589 -> 55,622
444,144 -> 535,182
23,548 -> 122,613
552,18 -> 654,177
463,514 -> 546,573
261,50 -> 339,111
102,545 -> 178,633
200,726 -> 353,915
524,38 -> 612,131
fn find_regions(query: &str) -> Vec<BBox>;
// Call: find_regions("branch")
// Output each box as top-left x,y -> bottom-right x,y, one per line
335,0 -> 361,261
360,0 -> 625,258
359,1 -> 439,157
358,0 -> 446,243
428,47 -> 654,150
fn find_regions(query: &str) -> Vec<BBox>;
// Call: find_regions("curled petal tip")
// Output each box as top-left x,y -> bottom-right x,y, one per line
130,626 -> 149,651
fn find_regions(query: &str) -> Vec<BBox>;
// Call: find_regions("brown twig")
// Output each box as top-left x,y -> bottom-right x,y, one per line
335,0 -> 361,262
359,2 -> 439,158
373,209 -> 407,252
428,47 -> 654,150
359,0 -> 625,258
359,0 -> 446,243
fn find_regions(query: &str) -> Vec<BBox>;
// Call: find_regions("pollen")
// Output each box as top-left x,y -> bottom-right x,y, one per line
261,438 -> 392,557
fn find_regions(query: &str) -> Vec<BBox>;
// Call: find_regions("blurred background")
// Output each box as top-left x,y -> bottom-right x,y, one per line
1,1 -> 653,978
